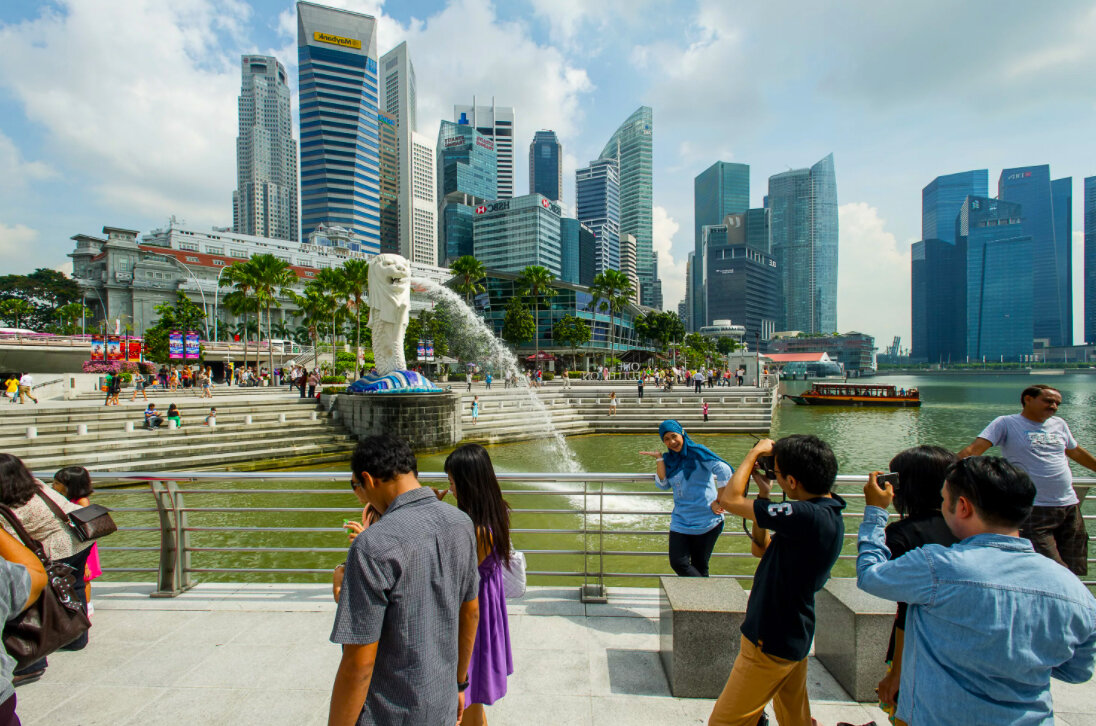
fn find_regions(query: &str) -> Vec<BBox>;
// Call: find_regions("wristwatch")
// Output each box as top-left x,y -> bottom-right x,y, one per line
457,678 -> 470,693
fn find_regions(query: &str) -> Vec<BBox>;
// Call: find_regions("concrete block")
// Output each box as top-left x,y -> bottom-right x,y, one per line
168,419 -> 178,429
124,421 -> 134,432
659,576 -> 748,698
25,427 -> 37,439
814,578 -> 894,702
76,424 -> 87,436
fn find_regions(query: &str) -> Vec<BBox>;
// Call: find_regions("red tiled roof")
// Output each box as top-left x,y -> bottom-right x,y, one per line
765,352 -> 829,363
137,245 -> 318,279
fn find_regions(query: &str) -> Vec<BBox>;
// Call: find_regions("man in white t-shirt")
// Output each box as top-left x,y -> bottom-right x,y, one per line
16,373 -> 37,405
958,384 -> 1096,575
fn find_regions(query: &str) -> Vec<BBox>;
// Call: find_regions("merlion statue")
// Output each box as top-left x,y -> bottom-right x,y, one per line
367,253 -> 412,375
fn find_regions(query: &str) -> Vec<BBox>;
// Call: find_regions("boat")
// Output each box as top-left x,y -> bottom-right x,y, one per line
785,383 -> 921,407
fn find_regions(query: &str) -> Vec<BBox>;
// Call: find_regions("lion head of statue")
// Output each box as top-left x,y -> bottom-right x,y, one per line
367,254 -> 412,327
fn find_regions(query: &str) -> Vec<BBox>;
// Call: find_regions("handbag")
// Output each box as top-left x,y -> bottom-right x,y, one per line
36,491 -> 117,542
501,547 -> 527,600
0,504 -> 91,669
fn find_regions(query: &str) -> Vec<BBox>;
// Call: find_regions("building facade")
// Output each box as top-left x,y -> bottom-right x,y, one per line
379,42 -> 419,261
693,162 -> 749,330
296,2 -> 380,250
767,153 -> 838,333
233,55 -> 297,242
911,237 -> 965,363
408,131 -> 437,265
529,130 -> 562,202
437,120 -> 497,264
767,332 -> 875,375
575,158 -> 621,275
619,234 -> 639,304
455,100 -> 515,199
703,220 -> 779,348
473,194 -> 562,277
1086,176 -> 1096,343
377,111 -> 399,254
560,218 -> 596,286
922,170 -> 988,244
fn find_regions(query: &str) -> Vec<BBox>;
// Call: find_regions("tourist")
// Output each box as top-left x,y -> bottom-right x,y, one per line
0,522 -> 47,719
225,361 -> 234,386
130,371 -> 148,402
702,400 -> 709,422
168,368 -> 178,392
3,373 -> 17,403
298,369 -> 308,399
608,391 -> 617,416
109,371 -> 122,406
0,454 -> 95,683
639,420 -> 730,578
857,456 -> 1096,725
485,373 -> 492,390
181,366 -> 191,390
708,368 -> 716,389
52,466 -> 103,614
957,384 -> 1096,576
203,408 -> 216,426
328,435 -> 480,726
144,403 -> 163,430
692,368 -> 706,394
708,435 -> 845,725
13,372 -> 36,406
166,404 -> 182,428
103,372 -> 114,407
157,366 -> 167,389
439,444 -> 515,726
471,396 -> 479,425
307,370 -> 319,398
637,375 -> 645,400
200,370 -> 212,398
867,446 -> 960,724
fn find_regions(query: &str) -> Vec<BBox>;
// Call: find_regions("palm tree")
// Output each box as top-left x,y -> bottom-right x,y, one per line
516,265 -> 558,371
248,254 -> 297,374
270,319 -> 292,340
222,290 -> 256,367
590,270 -> 634,370
220,262 -> 259,367
340,259 -> 370,370
313,268 -> 345,371
0,299 -> 35,338
289,282 -> 337,372
450,255 -> 487,306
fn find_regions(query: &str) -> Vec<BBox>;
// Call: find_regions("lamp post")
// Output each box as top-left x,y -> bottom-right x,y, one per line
151,253 -> 209,339
212,263 -> 230,342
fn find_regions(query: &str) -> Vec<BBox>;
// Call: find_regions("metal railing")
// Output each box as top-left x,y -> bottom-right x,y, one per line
45,471 -> 1095,602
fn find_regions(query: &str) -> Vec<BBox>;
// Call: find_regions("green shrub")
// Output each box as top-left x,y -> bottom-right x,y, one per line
542,372 -> 554,381
322,385 -> 346,395
320,375 -> 343,384
568,371 -> 582,379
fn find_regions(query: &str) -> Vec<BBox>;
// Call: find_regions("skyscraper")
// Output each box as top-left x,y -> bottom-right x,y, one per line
379,42 -> 418,259
377,111 -> 399,255
745,207 -> 770,253
703,217 -> 779,347
600,107 -> 657,307
408,131 -> 437,266
559,217 -> 582,285
473,194 -> 562,276
620,234 -> 639,304
1086,177 -> 1096,343
455,100 -> 515,199
297,2 -> 380,250
529,130 -> 562,202
911,238 -> 966,363
767,153 -> 838,333
692,162 -> 749,329
575,158 -> 621,275
922,170 -> 988,244
232,55 -> 297,241
437,120 -> 496,263
999,165 -> 1072,346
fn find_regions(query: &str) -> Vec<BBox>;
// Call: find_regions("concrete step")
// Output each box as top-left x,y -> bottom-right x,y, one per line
0,399 -> 320,427
1,410 -> 331,438
71,385 -> 308,400
65,439 -> 355,473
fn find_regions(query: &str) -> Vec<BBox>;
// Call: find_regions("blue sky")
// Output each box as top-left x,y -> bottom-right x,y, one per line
1,0 -> 1094,346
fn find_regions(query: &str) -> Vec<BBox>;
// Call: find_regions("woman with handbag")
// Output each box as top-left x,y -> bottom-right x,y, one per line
0,455 -> 94,684
51,468 -> 103,612
437,444 -> 515,726
0,527 -> 47,724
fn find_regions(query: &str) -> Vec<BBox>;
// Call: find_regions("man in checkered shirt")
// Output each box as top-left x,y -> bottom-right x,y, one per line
329,434 -> 480,725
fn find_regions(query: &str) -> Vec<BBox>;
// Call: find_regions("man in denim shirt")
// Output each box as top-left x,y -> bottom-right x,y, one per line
858,457 -> 1096,725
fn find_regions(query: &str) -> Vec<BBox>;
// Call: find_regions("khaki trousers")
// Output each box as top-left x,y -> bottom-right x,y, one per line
708,635 -> 811,726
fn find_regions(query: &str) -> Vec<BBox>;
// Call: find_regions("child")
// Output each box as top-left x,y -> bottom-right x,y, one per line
471,395 -> 479,425
52,466 -> 102,614
203,407 -> 217,426
702,400 -> 709,422
3,374 -> 17,403
608,391 -> 618,416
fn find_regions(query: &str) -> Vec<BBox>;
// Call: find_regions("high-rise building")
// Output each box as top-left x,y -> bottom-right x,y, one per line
692,162 -> 749,329
577,222 -> 596,287
473,194 -> 562,276
1086,177 -> 1096,343
232,55 -> 297,242
408,131 -> 437,266
600,107 -> 657,306
379,42 -> 419,260
437,120 -> 496,264
911,238 -> 966,363
297,2 -> 380,250
620,234 -> 639,304
767,153 -> 837,333
559,218 -> 581,285
575,158 -> 621,275
959,196 -> 1033,360
746,207 -> 770,253
378,111 -> 399,255
999,165 -> 1072,346
530,130 -> 562,202
455,100 -> 515,199
704,240 -> 780,348
922,170 -> 988,244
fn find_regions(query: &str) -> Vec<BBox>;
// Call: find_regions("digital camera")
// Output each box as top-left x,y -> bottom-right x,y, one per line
756,455 -> 776,480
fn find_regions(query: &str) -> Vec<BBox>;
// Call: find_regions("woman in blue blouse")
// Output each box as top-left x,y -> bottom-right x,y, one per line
640,420 -> 732,576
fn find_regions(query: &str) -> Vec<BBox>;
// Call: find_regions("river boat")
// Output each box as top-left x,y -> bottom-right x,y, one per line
785,383 -> 921,407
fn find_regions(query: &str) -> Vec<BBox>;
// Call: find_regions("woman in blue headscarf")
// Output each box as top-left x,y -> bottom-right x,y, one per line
640,420 -> 732,576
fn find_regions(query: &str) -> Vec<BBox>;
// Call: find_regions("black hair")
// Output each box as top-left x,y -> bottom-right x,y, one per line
168,403 -> 179,415
1021,384 -> 1059,406
54,466 -> 93,501
772,434 -> 838,495
350,434 -> 418,482
944,456 -> 1035,529
889,445 -> 957,517
444,444 -> 512,565
0,454 -> 41,508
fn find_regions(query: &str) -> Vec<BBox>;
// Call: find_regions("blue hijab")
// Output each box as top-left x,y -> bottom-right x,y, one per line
658,419 -> 729,479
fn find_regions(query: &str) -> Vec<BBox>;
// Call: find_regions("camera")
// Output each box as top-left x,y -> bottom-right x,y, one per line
877,472 -> 900,489
756,455 -> 776,480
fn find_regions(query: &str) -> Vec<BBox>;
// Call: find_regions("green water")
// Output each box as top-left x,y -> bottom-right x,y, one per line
99,373 -> 1096,587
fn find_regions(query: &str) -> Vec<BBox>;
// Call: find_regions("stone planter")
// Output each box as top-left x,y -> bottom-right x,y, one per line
335,391 -> 462,450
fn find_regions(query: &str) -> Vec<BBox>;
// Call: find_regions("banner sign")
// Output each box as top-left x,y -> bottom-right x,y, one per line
90,335 -> 104,361
127,339 -> 142,362
416,340 -> 426,362
106,335 -> 122,361
185,331 -> 200,360
426,341 -> 434,362
169,330 -> 184,359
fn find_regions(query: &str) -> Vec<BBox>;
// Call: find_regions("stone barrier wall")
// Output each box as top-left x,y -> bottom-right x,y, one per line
335,392 -> 462,451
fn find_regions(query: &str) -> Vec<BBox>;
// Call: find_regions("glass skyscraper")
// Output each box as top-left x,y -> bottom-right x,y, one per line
999,165 -> 1072,347
767,153 -> 838,333
455,101 -> 515,199
1086,177 -> 1096,343
296,2 -> 380,250
692,161 -> 749,329
911,237 -> 966,363
473,194 -> 562,277
437,120 -> 496,263
530,130 -> 562,202
377,110 -> 399,254
599,107 -> 657,307
922,170 -> 988,244
575,158 -> 620,275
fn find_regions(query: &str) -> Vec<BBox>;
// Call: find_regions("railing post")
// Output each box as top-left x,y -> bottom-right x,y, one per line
580,476 -> 607,604
150,480 -> 194,597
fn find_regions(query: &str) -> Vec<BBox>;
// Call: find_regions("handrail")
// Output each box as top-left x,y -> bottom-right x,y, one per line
57,472 -> 1096,600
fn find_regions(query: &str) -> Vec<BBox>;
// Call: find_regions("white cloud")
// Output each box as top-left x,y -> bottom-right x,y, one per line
0,223 -> 39,257
837,203 -> 911,345
653,205 -> 687,310
0,131 -> 57,190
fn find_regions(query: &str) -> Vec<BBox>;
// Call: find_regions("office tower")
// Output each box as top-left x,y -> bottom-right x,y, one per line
922,170 -> 988,244
455,100 -> 515,198
576,158 -> 621,275
577,222 -> 596,287
620,234 -> 639,304
703,221 -> 780,347
692,162 -> 749,329
232,55 -> 297,241
911,238 -> 966,363
600,106 -> 657,306
959,196 -> 1033,360
1086,177 -> 1096,343
437,120 -> 496,264
473,194 -> 562,276
408,131 -> 437,265
378,111 -> 399,254
379,42 -> 418,259
530,130 -> 562,202
297,2 -> 380,249
767,153 -> 838,333
999,165 -> 1072,346
559,218 -> 581,284
746,207 -> 770,253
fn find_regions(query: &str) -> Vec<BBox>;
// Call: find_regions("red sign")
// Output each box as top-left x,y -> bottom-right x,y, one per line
127,339 -> 142,362
475,206 -> 486,214
541,198 -> 550,208
475,136 -> 493,150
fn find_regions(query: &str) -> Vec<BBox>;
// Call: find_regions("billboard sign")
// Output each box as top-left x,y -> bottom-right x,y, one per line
105,335 -> 122,362
184,331 -> 200,360
127,339 -> 142,362
90,335 -> 104,361
416,340 -> 426,362
426,341 -> 434,362
169,330 -> 184,359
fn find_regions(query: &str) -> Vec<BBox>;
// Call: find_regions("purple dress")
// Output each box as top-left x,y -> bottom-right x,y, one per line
467,551 -> 513,705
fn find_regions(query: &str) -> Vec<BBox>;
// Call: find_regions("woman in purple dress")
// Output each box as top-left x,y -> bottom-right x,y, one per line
442,444 -> 514,726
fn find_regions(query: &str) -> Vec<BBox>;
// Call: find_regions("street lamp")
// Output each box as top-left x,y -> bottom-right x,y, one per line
150,252 -> 209,339
212,263 -> 231,342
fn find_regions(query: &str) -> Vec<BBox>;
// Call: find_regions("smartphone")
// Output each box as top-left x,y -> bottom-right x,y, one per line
343,519 -> 355,527
877,472 -> 900,489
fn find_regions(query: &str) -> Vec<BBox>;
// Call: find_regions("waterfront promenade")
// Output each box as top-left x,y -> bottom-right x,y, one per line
16,582 -> 1096,725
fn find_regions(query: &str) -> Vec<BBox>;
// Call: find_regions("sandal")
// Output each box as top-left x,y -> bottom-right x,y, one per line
12,670 -> 45,687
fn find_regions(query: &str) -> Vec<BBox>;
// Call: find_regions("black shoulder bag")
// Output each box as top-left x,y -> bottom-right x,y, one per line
36,491 -> 117,542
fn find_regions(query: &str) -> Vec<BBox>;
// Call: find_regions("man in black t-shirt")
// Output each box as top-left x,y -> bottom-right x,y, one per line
711,435 -> 846,726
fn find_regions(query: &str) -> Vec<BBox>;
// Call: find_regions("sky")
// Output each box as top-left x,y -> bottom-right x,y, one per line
1,0 -> 1094,348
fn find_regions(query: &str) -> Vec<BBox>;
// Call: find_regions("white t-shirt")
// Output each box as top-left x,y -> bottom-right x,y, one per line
978,414 -> 1079,507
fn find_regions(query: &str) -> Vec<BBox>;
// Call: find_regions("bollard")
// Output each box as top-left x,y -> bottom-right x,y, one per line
76,424 -> 88,436
331,410 -> 339,421
244,415 -> 253,425
310,411 -> 318,421
168,419 -> 178,430
125,421 -> 134,433
208,418 -> 216,428
278,413 -> 286,423
25,427 -> 36,439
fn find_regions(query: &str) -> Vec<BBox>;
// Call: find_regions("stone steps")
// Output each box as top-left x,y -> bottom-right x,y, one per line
71,385 -> 305,401
2,409 -> 329,439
